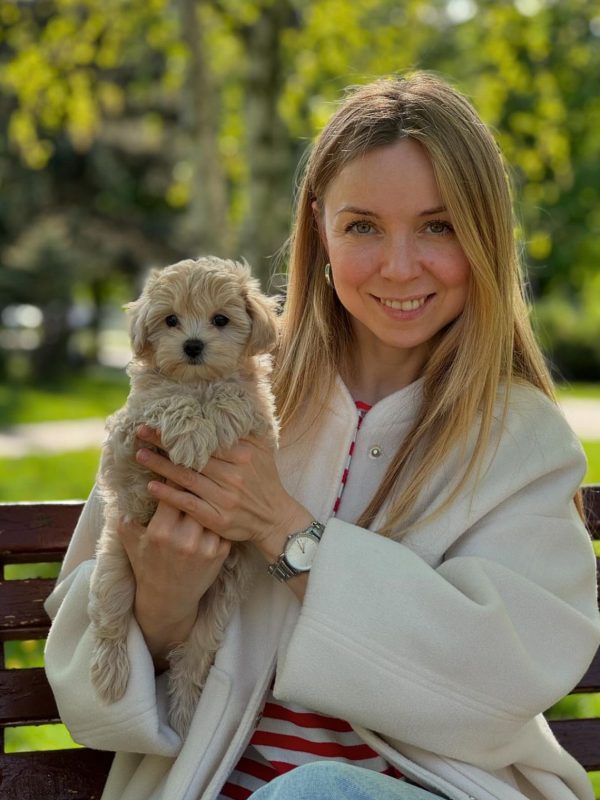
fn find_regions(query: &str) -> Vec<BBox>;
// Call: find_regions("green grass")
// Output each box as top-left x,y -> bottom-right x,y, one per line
0,448 -> 100,501
584,440 -> 600,484
0,367 -> 128,426
5,724 -> 82,753
557,383 -> 600,401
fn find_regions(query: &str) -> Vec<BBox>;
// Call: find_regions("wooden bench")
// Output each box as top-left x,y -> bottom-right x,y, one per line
1,489 -> 599,800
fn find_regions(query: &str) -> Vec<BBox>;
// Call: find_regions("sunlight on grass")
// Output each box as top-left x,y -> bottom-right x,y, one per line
583,440 -> 600,484
5,724 -> 82,753
548,693 -> 600,720
557,383 -> 600,401
0,448 -> 99,501
4,563 -> 61,580
0,369 -> 128,426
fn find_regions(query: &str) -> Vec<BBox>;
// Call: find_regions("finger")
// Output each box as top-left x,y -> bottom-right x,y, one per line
139,448 -> 224,503
137,425 -> 163,448
116,515 -> 145,547
147,480 -> 223,531
197,528 -> 231,560
147,499 -> 185,534
136,447 -> 193,485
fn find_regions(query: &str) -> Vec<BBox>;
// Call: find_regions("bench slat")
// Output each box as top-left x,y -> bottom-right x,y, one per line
0,578 -> 54,640
0,748 -> 114,800
550,718 -> 600,771
0,502 -> 84,564
0,668 -> 59,726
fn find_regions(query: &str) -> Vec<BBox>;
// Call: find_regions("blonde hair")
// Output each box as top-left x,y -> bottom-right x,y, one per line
274,72 -> 560,534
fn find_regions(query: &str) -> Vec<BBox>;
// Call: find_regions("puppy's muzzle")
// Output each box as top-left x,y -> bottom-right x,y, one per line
183,339 -> 204,362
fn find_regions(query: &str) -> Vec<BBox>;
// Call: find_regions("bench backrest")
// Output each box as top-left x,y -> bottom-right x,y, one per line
1,487 -> 599,800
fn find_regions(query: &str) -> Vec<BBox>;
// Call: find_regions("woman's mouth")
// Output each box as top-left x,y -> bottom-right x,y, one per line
374,293 -> 435,319
378,295 -> 429,311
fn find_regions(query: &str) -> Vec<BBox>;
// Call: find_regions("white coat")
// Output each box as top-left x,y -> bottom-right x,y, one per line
44,378 -> 600,800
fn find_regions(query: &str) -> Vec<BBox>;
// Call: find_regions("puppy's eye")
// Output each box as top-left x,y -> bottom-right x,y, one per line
165,314 -> 179,328
211,314 -> 229,328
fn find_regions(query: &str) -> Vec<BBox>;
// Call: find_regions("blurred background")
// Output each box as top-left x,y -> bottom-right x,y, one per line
0,0 -> 599,772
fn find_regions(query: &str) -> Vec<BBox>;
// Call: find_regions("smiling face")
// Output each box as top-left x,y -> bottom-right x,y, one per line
316,138 -> 471,375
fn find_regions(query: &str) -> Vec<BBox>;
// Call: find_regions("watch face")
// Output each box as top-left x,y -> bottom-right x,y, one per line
285,533 -> 320,572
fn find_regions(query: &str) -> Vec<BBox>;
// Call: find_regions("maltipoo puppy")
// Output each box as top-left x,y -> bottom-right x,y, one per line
88,256 -> 279,737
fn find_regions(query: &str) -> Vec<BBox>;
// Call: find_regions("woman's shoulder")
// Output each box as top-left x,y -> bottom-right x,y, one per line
498,381 -> 570,432
491,380 -> 586,478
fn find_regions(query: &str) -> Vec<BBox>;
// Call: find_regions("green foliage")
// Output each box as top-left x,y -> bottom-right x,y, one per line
0,0 -> 180,168
1,0 -> 600,373
533,272 -> 600,381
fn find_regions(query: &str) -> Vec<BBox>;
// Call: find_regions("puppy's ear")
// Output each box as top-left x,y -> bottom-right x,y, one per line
126,269 -> 160,357
243,278 -> 280,356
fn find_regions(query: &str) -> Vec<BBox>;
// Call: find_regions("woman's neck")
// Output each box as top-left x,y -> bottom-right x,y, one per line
342,345 -> 428,406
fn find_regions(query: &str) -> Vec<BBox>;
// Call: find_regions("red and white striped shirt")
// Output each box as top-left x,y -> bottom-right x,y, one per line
218,693 -> 403,799
218,402 -> 405,799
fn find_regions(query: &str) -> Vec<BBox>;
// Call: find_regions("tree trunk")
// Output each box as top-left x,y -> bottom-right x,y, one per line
237,0 -> 296,289
176,0 -> 229,256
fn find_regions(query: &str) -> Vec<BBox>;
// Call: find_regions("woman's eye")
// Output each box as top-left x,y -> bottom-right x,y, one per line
426,220 -> 453,235
211,314 -> 230,328
348,221 -> 375,235
165,314 -> 179,327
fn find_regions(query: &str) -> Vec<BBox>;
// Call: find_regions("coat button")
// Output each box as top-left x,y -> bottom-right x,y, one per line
369,445 -> 383,459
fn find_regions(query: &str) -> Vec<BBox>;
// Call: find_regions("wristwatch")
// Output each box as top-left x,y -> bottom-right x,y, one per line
267,521 -> 325,582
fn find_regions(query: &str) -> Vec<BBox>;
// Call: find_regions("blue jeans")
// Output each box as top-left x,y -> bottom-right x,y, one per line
247,761 -> 444,800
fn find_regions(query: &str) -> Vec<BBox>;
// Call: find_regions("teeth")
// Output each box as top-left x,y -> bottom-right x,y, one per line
380,296 -> 427,311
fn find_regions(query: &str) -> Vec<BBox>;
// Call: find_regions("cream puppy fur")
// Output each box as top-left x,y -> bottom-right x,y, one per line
88,256 -> 279,737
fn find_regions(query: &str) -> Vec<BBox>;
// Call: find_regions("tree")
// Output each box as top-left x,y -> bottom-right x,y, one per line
2,0 -> 599,380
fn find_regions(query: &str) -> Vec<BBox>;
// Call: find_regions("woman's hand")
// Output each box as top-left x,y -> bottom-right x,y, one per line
118,498 -> 231,667
135,426 -> 315,583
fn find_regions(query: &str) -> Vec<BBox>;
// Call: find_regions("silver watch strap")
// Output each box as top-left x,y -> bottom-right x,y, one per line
267,521 -> 324,582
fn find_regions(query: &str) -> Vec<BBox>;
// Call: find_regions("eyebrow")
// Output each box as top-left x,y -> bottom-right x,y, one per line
335,205 -> 379,217
335,204 -> 448,217
419,205 -> 447,216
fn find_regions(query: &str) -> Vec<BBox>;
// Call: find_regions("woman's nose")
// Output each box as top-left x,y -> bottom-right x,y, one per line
379,237 -> 423,280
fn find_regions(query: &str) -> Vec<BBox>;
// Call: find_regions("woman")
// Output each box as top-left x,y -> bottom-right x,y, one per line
44,73 -> 600,800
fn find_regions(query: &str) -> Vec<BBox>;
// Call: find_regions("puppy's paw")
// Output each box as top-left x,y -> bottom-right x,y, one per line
168,424 -> 218,470
90,638 -> 130,703
167,673 -> 202,738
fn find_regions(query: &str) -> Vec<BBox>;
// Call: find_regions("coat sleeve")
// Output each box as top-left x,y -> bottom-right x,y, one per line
273,395 -> 600,769
43,486 -> 182,755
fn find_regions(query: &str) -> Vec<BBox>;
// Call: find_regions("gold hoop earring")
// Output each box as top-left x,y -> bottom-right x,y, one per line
324,262 -> 332,287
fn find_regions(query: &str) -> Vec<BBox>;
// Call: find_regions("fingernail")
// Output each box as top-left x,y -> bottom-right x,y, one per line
136,448 -> 150,463
148,481 -> 159,493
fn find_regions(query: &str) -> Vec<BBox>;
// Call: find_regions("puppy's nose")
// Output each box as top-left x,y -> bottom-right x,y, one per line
183,339 -> 204,359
